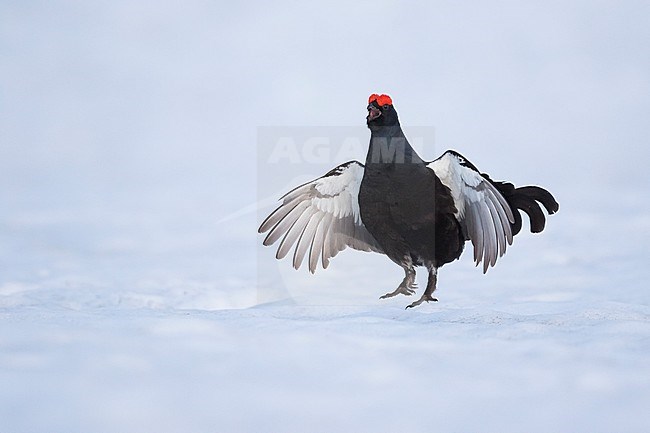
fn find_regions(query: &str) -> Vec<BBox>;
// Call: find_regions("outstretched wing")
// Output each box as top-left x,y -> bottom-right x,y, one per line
428,150 -> 515,273
258,161 -> 382,273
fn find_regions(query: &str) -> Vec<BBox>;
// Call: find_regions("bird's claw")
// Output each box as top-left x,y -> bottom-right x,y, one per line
405,296 -> 438,309
379,284 -> 416,299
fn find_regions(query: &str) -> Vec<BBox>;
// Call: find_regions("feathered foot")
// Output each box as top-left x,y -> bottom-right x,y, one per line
380,265 -> 417,299
405,265 -> 438,309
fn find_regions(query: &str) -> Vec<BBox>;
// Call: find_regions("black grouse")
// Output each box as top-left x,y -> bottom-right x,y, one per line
259,94 -> 559,308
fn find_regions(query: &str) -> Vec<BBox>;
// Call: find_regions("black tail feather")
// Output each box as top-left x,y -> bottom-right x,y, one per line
490,180 -> 559,236
514,186 -> 559,215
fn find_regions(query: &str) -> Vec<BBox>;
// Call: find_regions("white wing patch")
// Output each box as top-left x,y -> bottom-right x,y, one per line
258,161 -> 382,273
429,151 -> 515,273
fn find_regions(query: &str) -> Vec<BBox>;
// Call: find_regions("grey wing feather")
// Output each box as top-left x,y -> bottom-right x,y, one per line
258,161 -> 383,273
428,151 -> 515,273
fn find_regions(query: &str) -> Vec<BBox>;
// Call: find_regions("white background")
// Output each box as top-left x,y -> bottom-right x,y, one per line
1,1 -> 649,432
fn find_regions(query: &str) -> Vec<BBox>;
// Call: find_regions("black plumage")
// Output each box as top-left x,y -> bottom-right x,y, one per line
259,94 -> 559,308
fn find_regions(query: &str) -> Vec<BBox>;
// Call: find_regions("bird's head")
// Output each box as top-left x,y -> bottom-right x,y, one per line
366,93 -> 399,129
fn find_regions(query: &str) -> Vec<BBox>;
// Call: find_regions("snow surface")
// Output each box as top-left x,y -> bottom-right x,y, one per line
2,1 -> 650,432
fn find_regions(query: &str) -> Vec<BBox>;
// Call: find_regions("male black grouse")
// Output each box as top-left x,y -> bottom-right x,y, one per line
259,94 -> 559,308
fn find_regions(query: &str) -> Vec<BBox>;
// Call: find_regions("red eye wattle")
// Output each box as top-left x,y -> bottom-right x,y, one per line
368,93 -> 392,106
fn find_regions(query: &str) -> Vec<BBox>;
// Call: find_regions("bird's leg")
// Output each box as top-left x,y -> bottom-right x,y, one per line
406,265 -> 438,309
380,260 -> 417,299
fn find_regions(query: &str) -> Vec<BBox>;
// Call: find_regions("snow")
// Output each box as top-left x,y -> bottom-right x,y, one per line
2,1 -> 650,432
2,264 -> 650,433
2,190 -> 649,433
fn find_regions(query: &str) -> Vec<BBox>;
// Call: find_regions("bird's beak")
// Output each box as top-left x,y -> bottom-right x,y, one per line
367,104 -> 381,121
